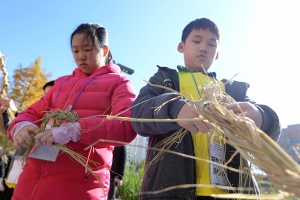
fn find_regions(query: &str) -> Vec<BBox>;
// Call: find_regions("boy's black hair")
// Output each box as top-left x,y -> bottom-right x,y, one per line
181,18 -> 220,43
43,80 -> 55,91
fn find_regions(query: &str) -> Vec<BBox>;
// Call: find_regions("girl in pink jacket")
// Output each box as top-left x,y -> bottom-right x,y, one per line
7,23 -> 137,200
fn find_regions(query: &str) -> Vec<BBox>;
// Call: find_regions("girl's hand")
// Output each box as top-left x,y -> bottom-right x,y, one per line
31,130 -> 54,153
226,102 -> 263,128
14,126 -> 38,150
30,122 -> 81,153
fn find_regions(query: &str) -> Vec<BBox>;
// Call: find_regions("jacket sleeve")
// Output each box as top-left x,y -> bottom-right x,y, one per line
222,79 -> 281,142
111,146 -> 127,179
254,103 -> 281,141
131,69 -> 187,137
117,146 -> 126,179
79,76 -> 137,146
245,95 -> 281,141
7,91 -> 53,139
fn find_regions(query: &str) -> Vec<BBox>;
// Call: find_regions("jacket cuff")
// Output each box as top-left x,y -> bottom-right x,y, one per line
171,99 -> 187,119
254,105 -> 267,131
255,104 -> 281,141
52,122 -> 81,145
10,121 -> 38,141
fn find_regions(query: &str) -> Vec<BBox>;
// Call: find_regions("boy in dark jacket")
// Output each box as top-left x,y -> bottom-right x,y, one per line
131,18 -> 281,200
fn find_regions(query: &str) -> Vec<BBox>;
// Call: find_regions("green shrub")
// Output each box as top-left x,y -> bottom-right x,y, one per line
117,159 -> 144,200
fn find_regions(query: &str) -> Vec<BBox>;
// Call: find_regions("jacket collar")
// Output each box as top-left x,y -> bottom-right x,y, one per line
73,63 -> 122,77
177,65 -> 217,78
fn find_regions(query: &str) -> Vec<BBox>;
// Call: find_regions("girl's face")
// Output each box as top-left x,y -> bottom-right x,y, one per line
71,33 -> 107,75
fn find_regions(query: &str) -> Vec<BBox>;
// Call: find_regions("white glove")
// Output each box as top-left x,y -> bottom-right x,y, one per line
51,122 -> 81,145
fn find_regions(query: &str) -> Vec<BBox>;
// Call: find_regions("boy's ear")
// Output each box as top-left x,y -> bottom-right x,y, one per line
103,46 -> 109,56
215,51 -> 219,60
177,42 -> 184,53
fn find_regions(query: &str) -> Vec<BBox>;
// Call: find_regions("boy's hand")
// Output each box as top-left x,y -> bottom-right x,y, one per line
226,102 -> 263,128
14,126 -> 38,150
31,130 -> 55,153
177,101 -> 211,133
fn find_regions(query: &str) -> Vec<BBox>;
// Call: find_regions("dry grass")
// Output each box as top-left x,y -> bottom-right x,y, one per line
2,51 -> 299,198
103,81 -> 300,199
199,84 -> 300,198
0,106 -> 104,188
0,52 -> 14,164
31,106 -> 104,187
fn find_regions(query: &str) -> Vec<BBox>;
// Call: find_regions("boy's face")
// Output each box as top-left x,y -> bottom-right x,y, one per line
178,29 -> 219,72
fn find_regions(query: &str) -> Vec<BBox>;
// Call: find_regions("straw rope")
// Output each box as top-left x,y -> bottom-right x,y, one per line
0,53 -> 8,144
30,106 -> 104,187
0,52 -> 15,168
0,53 -> 9,98
0,106 -> 105,188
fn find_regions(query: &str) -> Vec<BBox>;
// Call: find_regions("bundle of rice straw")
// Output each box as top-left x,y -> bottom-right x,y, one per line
0,52 -> 8,145
0,106 -> 103,187
105,80 -> 300,199
0,52 -> 14,152
30,106 -> 103,185
196,83 -> 300,198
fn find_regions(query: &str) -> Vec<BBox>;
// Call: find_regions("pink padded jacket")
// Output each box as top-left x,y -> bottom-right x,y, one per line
7,63 -> 137,200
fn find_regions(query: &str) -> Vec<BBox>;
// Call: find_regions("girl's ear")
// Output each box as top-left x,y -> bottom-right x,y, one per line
103,46 -> 109,57
177,42 -> 184,53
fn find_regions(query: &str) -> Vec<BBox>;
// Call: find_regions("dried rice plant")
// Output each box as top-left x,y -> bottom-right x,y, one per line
30,106 -> 104,186
143,128 -> 187,173
0,106 -> 104,188
0,52 -> 15,167
0,53 -> 9,98
0,55 -> 297,198
102,81 -> 300,199
0,52 -> 9,146
197,84 -> 300,199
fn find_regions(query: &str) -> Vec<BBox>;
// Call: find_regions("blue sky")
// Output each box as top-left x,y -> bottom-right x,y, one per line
1,0 -> 300,128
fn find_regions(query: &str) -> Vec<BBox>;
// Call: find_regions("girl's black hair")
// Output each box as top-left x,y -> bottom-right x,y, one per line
70,23 -> 113,63
42,80 -> 55,91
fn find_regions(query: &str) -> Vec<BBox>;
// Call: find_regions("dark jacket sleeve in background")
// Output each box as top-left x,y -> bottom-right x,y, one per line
110,146 -> 126,180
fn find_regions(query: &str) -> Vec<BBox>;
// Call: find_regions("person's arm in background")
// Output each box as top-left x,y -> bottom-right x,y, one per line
0,98 -> 18,116
115,146 -> 126,187
6,89 -> 53,149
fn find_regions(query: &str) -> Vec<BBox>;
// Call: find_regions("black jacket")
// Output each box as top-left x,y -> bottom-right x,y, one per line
131,66 -> 281,200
